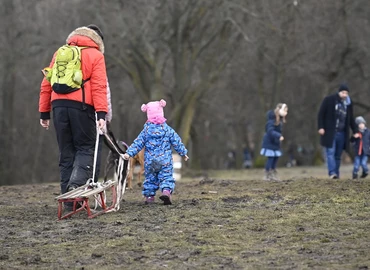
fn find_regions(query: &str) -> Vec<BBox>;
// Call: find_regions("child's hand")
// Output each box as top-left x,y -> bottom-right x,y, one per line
353,133 -> 360,138
184,155 -> 189,161
279,136 -> 284,141
122,153 -> 130,160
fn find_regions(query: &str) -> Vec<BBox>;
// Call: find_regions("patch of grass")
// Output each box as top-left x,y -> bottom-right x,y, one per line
1,165 -> 370,269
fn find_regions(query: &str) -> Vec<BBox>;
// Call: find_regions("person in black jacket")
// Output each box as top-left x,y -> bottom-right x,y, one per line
317,84 -> 358,179
350,116 -> 370,179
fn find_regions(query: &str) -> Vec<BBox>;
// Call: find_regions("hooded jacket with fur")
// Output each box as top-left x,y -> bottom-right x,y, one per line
39,27 -> 108,120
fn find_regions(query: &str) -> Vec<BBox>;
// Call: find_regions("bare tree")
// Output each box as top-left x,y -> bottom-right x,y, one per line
2,0 -> 370,184
102,0 -> 241,148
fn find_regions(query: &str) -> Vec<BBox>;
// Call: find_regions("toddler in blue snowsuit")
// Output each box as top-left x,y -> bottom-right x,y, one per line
123,99 -> 189,205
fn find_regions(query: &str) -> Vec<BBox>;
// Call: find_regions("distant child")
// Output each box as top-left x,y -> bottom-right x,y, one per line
123,99 -> 189,205
260,103 -> 288,181
350,116 -> 370,179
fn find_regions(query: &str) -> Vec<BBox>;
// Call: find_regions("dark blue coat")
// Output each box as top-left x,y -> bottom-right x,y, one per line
350,128 -> 370,156
317,93 -> 357,150
261,110 -> 283,151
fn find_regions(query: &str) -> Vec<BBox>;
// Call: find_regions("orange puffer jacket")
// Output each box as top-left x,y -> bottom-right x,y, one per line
39,27 -> 108,120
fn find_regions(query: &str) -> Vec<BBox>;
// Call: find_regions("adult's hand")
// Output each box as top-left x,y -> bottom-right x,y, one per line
318,129 -> 325,135
98,119 -> 106,132
40,119 -> 50,130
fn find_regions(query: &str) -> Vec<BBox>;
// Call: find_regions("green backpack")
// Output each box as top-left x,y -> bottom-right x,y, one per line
43,45 -> 87,94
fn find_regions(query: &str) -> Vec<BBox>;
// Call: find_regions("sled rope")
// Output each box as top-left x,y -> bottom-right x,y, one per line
103,131 -> 128,212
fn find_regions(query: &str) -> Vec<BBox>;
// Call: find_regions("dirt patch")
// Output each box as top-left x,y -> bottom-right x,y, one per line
1,168 -> 370,269
221,195 -> 251,203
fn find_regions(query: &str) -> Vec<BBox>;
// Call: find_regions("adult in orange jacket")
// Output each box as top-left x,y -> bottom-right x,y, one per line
39,25 -> 108,200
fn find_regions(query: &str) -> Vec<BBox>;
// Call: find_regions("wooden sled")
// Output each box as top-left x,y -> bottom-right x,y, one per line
56,180 -> 119,219
55,130 -> 129,220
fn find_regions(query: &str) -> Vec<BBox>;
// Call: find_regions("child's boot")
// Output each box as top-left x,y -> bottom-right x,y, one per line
145,196 -> 155,204
263,170 -> 271,181
159,189 -> 172,205
352,173 -> 358,180
361,171 -> 368,179
270,170 -> 281,181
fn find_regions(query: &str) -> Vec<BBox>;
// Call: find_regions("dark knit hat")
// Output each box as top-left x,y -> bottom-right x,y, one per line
338,83 -> 349,92
87,24 -> 104,40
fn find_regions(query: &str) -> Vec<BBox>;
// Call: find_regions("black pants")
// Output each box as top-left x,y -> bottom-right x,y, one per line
53,107 -> 96,194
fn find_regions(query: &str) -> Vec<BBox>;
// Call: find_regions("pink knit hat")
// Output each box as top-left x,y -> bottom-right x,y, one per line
141,99 -> 167,124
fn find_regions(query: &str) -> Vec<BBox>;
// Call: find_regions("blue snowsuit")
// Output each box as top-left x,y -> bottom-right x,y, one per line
126,122 -> 188,197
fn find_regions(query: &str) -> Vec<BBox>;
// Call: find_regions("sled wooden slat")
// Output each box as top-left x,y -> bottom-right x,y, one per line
55,184 -> 90,200
79,181 -> 116,198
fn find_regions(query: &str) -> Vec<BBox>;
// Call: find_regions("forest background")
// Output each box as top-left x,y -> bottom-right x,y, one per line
1,0 -> 370,185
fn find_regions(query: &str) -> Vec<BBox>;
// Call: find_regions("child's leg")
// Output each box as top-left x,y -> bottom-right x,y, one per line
270,157 -> 281,181
360,155 -> 368,178
158,164 -> 175,205
158,164 -> 175,193
353,156 -> 361,177
271,157 -> 279,170
142,169 -> 160,198
265,157 -> 275,171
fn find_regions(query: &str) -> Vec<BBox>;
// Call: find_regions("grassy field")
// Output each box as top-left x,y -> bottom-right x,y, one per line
1,165 -> 370,269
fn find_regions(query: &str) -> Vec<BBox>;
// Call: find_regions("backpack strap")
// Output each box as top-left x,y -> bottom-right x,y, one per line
81,78 -> 90,111
76,46 -> 89,111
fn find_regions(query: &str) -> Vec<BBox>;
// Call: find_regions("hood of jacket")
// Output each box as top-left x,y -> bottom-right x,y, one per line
267,110 -> 276,121
144,122 -> 169,140
66,27 -> 104,53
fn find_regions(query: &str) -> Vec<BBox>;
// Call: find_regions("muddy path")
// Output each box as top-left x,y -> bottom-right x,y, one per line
1,168 -> 370,269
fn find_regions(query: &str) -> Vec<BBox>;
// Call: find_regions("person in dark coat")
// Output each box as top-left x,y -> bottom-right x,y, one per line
317,83 -> 358,179
350,116 -> 370,179
260,103 -> 288,181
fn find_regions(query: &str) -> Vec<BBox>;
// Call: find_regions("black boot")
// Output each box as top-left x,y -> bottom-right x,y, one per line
361,171 -> 368,179
352,173 -> 358,180
64,185 -> 82,211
